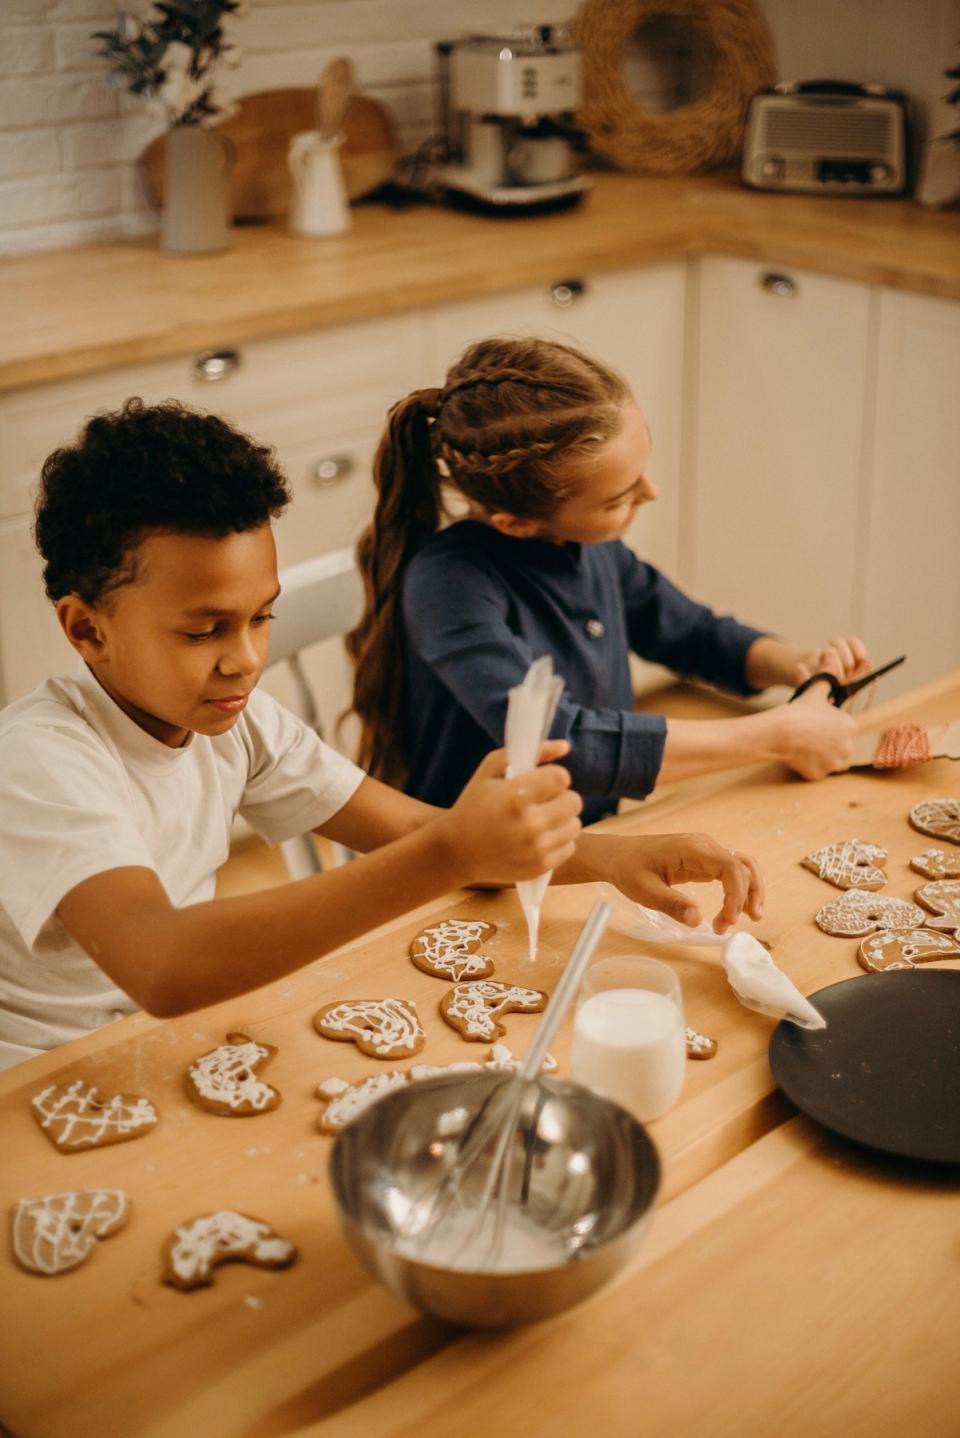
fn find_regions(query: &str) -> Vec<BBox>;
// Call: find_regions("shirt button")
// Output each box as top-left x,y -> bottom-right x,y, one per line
585,619 -> 605,639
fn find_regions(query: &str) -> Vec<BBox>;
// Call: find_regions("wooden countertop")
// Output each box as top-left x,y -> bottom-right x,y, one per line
1,671 -> 958,1436
1,171 -> 959,393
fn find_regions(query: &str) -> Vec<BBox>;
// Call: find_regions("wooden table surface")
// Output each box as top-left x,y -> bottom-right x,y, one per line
2,672 -> 958,1437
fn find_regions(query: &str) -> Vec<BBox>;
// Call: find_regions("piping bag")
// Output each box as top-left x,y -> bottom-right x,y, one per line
504,656 -> 565,960
605,892 -> 826,1029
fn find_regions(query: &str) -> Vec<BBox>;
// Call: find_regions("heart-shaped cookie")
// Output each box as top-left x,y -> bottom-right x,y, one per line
12,1189 -> 130,1275
858,928 -> 960,973
814,887 -> 925,937
32,1080 -> 158,1152
801,838 -> 887,890
313,998 -> 425,1059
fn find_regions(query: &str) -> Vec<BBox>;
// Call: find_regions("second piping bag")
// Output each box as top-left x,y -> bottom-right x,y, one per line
504,655 -> 565,959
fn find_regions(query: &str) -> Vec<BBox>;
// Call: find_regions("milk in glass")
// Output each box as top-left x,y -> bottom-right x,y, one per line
571,987 -> 685,1122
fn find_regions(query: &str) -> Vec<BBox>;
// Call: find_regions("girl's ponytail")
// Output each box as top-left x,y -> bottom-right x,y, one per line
346,388 -> 443,784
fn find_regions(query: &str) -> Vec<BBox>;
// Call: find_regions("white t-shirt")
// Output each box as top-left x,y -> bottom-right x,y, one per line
0,665 -> 365,1069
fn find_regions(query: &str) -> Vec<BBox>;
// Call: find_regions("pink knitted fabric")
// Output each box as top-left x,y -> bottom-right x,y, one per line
872,724 -> 931,769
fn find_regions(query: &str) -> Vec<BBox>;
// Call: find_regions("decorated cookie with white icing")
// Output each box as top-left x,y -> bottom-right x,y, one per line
801,838 -> 887,890
684,1026 -> 718,1060
313,998 -> 425,1059
910,848 -> 960,881
915,879 -> 960,933
12,1189 -> 130,1276
409,919 -> 497,982
315,1045 -> 559,1133
162,1211 -> 297,1290
316,1071 -> 409,1133
814,887 -> 925,938
909,799 -> 960,846
858,928 -> 960,973
187,1033 -> 281,1116
31,1080 -> 158,1152
439,980 -> 547,1043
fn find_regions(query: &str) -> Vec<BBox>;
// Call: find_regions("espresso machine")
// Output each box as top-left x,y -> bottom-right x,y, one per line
434,27 -> 589,213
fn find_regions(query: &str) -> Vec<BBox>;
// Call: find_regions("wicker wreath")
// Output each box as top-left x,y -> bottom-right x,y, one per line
574,0 -> 777,174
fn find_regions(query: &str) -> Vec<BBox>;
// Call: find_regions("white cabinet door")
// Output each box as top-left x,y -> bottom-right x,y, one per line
689,256 -> 871,647
859,288 -> 960,698
423,263 -> 686,581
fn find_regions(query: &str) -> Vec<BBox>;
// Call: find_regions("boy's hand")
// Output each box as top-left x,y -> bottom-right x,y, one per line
775,685 -> 858,778
791,634 -> 870,687
588,833 -> 764,935
440,741 -> 582,886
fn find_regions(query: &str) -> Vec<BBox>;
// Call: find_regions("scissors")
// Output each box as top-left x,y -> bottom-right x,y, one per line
788,654 -> 906,707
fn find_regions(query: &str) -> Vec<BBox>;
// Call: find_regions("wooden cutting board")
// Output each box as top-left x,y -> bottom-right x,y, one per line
141,87 -> 397,220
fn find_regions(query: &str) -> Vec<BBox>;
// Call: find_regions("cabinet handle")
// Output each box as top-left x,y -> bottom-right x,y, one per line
550,278 -> 586,308
312,454 -> 354,487
191,348 -> 242,382
760,272 -> 798,298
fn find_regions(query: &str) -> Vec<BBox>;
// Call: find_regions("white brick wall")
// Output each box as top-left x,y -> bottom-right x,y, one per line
0,0 -> 952,257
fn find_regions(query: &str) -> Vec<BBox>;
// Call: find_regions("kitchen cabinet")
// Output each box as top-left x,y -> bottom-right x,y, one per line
686,255 -> 872,646
859,288 -> 960,700
687,258 -> 960,698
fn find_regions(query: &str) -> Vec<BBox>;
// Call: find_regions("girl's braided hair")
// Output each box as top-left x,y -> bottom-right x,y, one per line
346,336 -> 628,785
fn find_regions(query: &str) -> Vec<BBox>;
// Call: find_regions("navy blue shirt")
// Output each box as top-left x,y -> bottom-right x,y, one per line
402,521 -> 765,823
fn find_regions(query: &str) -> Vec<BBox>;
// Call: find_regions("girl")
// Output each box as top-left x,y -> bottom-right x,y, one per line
348,337 -> 866,824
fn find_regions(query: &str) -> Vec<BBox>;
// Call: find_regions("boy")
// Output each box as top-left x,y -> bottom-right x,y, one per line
0,400 -> 762,1069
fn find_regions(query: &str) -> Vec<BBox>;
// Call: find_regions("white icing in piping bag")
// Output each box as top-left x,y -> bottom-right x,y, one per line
504,656 -> 565,960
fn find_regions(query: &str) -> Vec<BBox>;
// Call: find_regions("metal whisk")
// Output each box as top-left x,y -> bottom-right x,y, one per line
408,899 -> 612,1271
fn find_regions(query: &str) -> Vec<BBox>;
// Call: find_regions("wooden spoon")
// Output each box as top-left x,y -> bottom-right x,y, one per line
317,57 -> 354,141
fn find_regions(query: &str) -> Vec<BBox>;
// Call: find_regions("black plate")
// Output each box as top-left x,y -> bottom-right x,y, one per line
769,970 -> 960,1163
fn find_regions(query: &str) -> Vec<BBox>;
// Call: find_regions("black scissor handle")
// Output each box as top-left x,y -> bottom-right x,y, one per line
788,672 -> 846,705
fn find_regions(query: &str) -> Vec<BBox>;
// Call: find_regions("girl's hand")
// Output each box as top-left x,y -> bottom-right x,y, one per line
441,742 -> 582,886
597,833 -> 764,935
792,634 -> 870,687
775,685 -> 858,778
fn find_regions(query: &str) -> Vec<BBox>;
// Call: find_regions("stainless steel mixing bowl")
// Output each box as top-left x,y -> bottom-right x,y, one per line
329,1071 -> 661,1327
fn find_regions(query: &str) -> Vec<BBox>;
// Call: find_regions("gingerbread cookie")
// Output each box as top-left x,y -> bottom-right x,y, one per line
162,1211 -> 297,1290
316,1071 -> 409,1134
915,879 -> 960,933
814,887 -> 925,937
409,919 -> 497,982
858,928 -> 960,973
12,1189 -> 130,1276
31,1080 -> 158,1153
910,848 -> 960,881
409,1043 -> 558,1082
439,980 -> 547,1043
909,799 -> 960,846
684,1026 -> 717,1060
315,1045 -> 559,1134
801,838 -> 887,890
313,998 -> 425,1059
187,1033 -> 281,1116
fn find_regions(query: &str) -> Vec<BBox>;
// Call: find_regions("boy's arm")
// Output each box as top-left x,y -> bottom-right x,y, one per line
56,748 -> 579,1017
313,774 -> 437,850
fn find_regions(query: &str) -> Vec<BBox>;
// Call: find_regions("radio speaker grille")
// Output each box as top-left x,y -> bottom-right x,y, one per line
763,108 -> 891,155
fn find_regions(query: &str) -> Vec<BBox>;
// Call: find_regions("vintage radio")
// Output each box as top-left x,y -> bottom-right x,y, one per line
742,80 -> 908,196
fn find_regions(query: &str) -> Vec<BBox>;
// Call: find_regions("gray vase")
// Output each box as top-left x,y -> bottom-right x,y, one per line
161,124 -> 232,254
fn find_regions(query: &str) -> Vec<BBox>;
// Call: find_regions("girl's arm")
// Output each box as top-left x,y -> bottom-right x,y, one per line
744,634 -> 871,689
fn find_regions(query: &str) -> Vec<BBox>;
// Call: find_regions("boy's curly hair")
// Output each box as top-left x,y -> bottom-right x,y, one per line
34,397 -> 291,603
